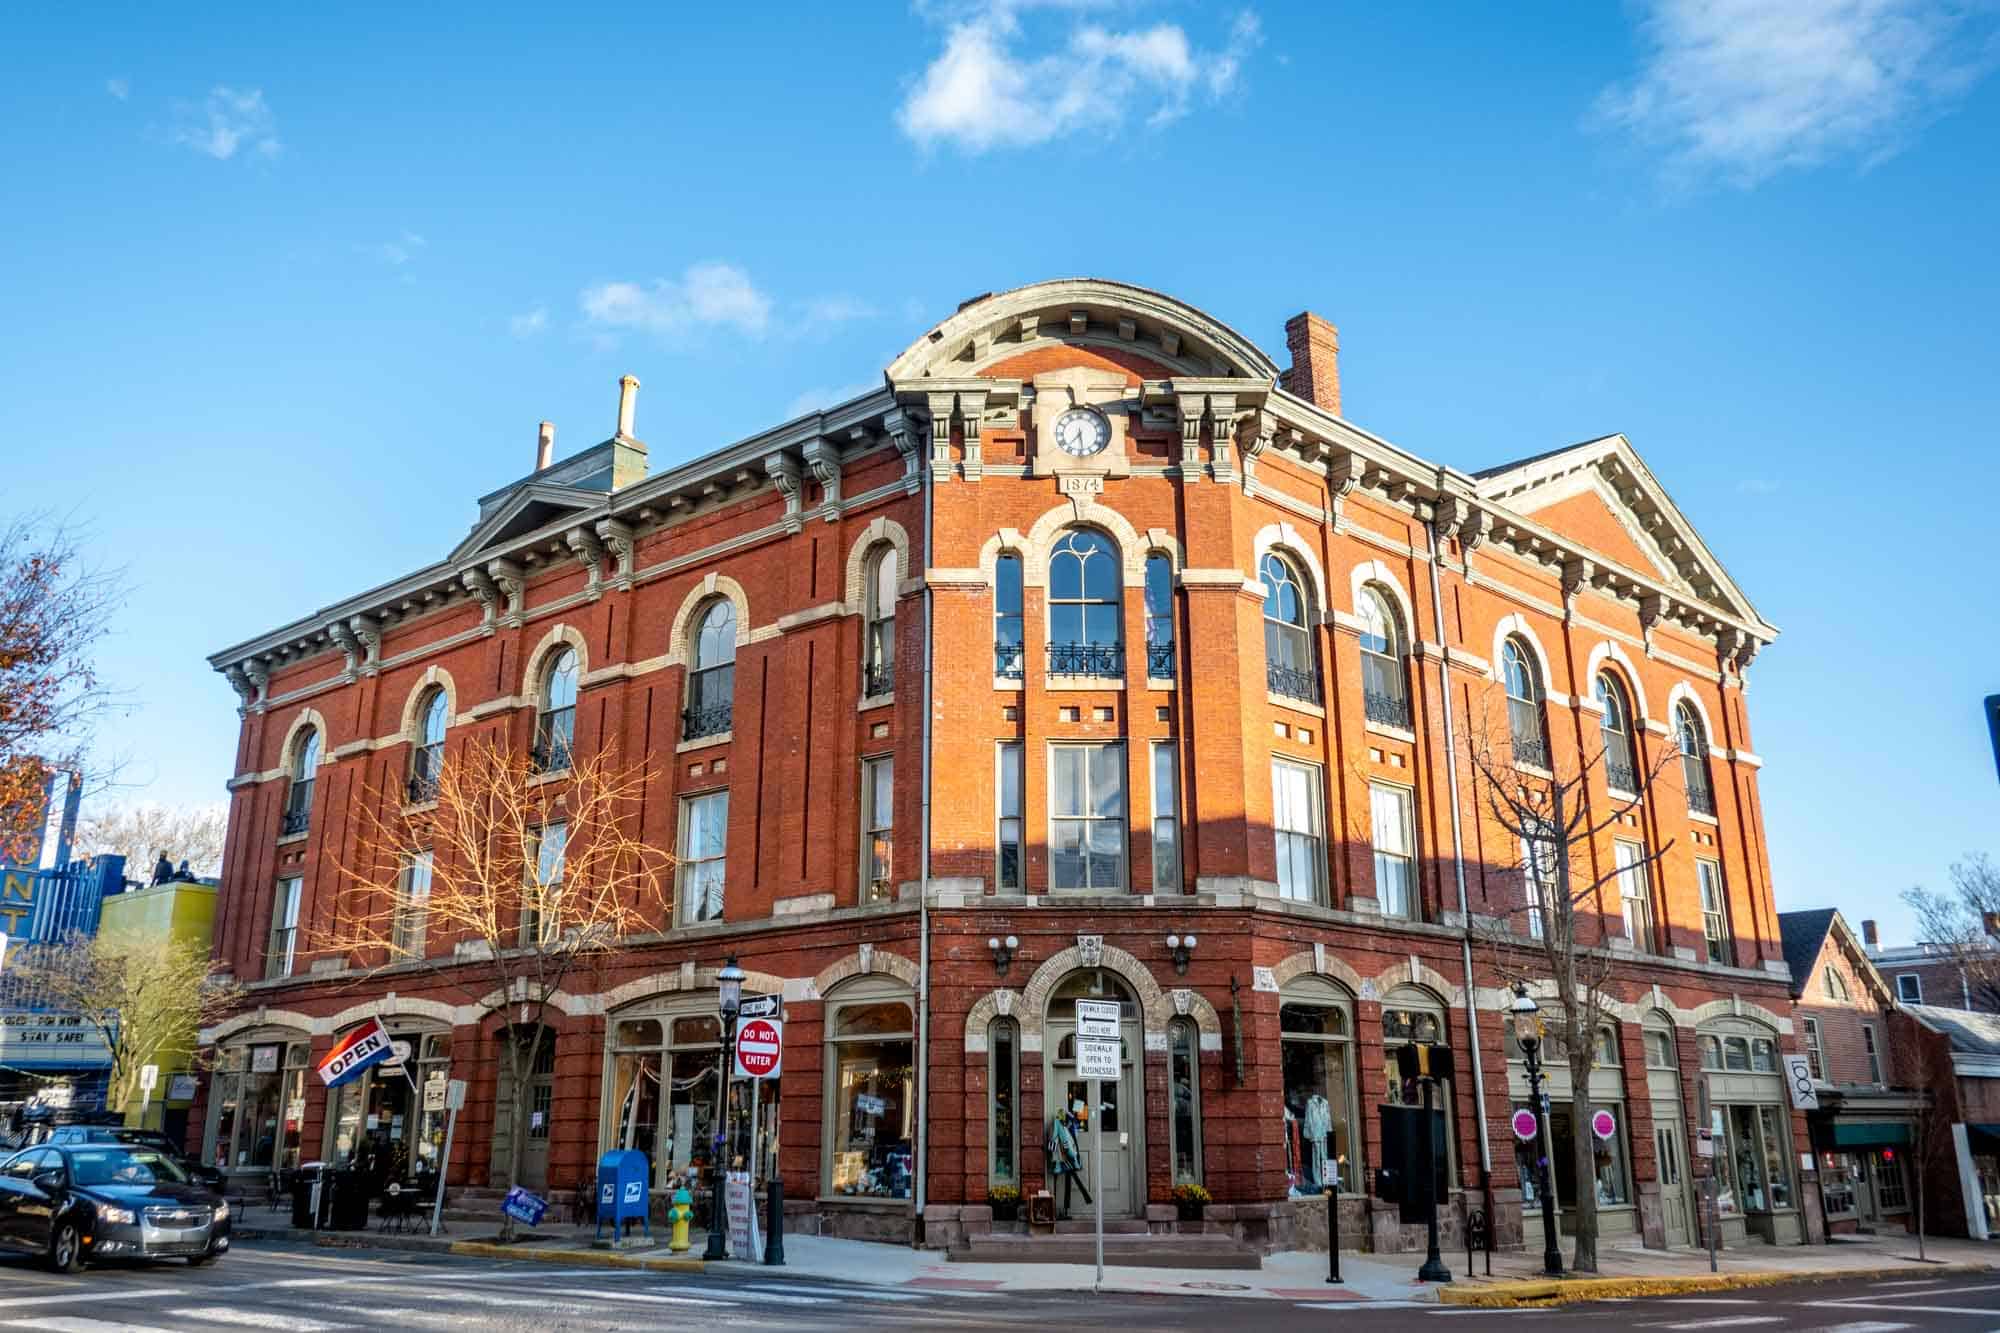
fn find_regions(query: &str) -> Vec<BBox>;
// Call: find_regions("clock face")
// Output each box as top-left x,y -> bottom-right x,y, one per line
1053,407 -> 1112,458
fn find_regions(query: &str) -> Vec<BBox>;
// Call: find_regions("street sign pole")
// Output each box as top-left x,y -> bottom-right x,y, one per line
1093,1074 -> 1104,1291
1697,1075 -> 1716,1273
430,1079 -> 467,1237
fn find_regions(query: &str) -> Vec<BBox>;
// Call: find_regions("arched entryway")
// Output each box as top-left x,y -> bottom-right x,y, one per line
1043,969 -> 1146,1219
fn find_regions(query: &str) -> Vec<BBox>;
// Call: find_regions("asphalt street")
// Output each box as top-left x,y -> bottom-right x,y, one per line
0,1245 -> 1997,1331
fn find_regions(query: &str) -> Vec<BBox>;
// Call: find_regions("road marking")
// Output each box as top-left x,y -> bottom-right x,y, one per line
0,1293 -> 184,1313
1802,1322 -> 1914,1333
1808,1303 -> 2000,1317
174,1309 -> 350,1332
1652,1319 -> 1784,1330
1662,1299 -> 1761,1305
738,1282 -> 928,1302
1868,1279 -> 1947,1288
541,1286 -> 741,1308
1,1320 -> 179,1333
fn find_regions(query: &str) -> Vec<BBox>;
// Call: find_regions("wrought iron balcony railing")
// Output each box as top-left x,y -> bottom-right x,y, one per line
1510,731 -> 1551,770
1047,642 -> 1123,678
862,661 -> 894,699
1688,780 -> 1716,818
1267,663 -> 1322,706
406,773 -> 439,805
279,807 -> 309,837
530,740 -> 572,775
1605,758 -> 1640,795
995,642 -> 1024,680
682,703 -> 733,741
1363,686 -> 1411,729
1145,641 -> 1175,680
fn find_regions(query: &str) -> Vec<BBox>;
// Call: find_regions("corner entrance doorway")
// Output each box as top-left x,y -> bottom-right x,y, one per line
1043,970 -> 1144,1220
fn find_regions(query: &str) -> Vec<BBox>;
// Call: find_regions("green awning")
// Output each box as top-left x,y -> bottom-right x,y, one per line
1830,1121 -> 1912,1149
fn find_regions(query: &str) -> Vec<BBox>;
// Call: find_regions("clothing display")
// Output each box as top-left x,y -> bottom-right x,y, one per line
1044,1110 -> 1093,1218
1304,1095 -> 1333,1193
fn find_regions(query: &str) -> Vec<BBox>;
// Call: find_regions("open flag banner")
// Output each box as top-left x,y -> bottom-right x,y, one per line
318,1016 -> 394,1088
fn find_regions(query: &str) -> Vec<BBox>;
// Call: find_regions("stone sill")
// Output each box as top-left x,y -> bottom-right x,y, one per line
816,1196 -> 912,1210
1364,720 -> 1416,743
1046,677 -> 1125,692
857,693 -> 894,712
676,731 -> 732,754
992,679 -> 1025,692
1145,678 -> 1175,692
1690,810 -> 1720,826
1514,761 -> 1555,780
276,830 -> 308,847
1268,693 -> 1326,719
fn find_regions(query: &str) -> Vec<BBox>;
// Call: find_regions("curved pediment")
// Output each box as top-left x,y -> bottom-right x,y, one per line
888,278 -> 1280,384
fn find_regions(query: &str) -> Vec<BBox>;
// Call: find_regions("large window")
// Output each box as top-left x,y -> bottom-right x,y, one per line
394,850 -> 432,956
1151,742 -> 1180,893
1050,743 -> 1125,891
1676,702 -> 1715,817
684,602 -> 736,740
207,1039 -> 310,1173
606,1009 -> 724,1189
1862,1023 -> 1883,1083
266,875 -> 302,980
1501,638 -> 1549,769
824,985 -> 915,1199
1358,586 -> 1411,728
862,756 -> 894,904
1047,530 -> 1122,677
1699,859 -> 1730,964
410,687 -> 448,803
989,1018 -> 1019,1186
1897,973 -> 1923,1003
1144,553 -> 1175,679
1382,995 -> 1455,1176
1711,1103 -> 1793,1215
1369,782 -> 1415,919
1802,1017 -> 1825,1080
995,553 -> 1024,679
1272,758 -> 1325,904
282,727 -> 319,836
996,743 -> 1023,892
1168,1018 -> 1202,1185
1616,840 -> 1652,952
1261,553 -> 1319,705
678,791 -> 728,923
1824,966 -> 1848,1002
535,648 -> 578,772
522,821 -> 566,947
1595,673 -> 1638,795
1521,817 -> 1558,939
1525,1104 -> 1632,1209
863,546 -> 897,698
1280,978 -> 1357,1194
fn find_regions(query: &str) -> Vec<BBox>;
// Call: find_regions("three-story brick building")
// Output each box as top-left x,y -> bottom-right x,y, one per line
199,278 -> 1806,1253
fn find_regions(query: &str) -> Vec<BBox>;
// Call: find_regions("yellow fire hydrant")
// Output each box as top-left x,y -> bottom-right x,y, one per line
668,1184 -> 694,1253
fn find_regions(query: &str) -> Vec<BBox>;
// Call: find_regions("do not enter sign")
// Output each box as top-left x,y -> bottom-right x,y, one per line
736,1017 -> 783,1079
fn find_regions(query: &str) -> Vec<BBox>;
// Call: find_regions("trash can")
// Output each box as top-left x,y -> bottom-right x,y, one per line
291,1162 -> 325,1229
329,1167 -> 372,1230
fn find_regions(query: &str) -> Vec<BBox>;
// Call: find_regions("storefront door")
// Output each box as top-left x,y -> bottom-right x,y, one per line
1654,1112 -> 1694,1248
1043,971 -> 1144,1221
1850,1152 -> 1878,1228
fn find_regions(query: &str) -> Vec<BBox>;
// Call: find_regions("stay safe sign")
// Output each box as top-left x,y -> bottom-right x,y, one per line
735,1017 -> 783,1079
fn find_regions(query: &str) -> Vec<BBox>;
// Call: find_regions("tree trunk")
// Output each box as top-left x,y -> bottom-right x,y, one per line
1569,1074 -> 1600,1272
1915,1133 -> 1927,1261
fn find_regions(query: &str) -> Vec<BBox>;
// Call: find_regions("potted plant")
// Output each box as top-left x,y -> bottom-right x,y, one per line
1172,1181 -> 1211,1221
988,1183 -> 1022,1222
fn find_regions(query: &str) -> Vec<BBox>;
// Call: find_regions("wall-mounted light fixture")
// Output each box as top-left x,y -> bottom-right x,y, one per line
988,935 -> 1018,975
1166,932 -> 1197,975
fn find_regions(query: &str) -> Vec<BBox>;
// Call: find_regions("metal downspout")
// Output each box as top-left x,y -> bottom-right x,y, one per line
914,443 -> 935,1236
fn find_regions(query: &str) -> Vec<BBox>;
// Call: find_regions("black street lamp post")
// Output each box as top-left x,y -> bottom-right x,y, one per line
703,956 -> 746,1262
1511,982 -> 1564,1278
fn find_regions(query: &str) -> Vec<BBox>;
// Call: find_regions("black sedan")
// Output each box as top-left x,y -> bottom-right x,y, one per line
42,1125 -> 227,1192
0,1144 -> 231,1272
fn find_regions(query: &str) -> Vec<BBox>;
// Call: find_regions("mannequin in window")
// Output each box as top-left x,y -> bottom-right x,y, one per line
1045,1104 -> 1092,1219
1304,1094 -> 1333,1193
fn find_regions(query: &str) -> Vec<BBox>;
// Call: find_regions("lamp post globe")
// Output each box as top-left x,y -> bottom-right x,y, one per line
718,956 -> 745,1021
1510,982 -> 1562,1277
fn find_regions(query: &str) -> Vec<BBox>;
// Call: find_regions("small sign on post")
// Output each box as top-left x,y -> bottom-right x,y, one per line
738,993 -> 781,1021
1783,1053 -> 1820,1110
735,1017 -> 783,1080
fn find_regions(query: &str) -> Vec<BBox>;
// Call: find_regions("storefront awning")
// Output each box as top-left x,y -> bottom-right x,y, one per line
1829,1121 -> 1911,1149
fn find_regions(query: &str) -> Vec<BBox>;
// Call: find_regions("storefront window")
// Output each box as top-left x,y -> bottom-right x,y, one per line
1526,1106 -> 1631,1208
1712,1103 -> 1791,1214
606,1011 -> 722,1189
1169,1018 -> 1201,1185
825,987 -> 915,1199
207,1039 -> 309,1173
1280,979 -> 1357,1195
989,1018 -> 1018,1185
1381,992 -> 1453,1178
324,1027 -> 452,1181
1874,1149 -> 1909,1210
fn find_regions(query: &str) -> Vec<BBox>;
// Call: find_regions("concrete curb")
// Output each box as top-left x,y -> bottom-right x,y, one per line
1437,1261 -> 1997,1308
302,1232 -> 704,1273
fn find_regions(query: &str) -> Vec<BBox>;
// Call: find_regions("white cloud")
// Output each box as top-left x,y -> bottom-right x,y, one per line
785,382 -> 883,419
1597,0 -> 1993,185
106,78 -> 129,101
510,307 -> 549,339
581,262 -> 775,340
172,86 -> 281,161
800,295 -> 879,329
372,231 -> 427,266
898,3 -> 1262,152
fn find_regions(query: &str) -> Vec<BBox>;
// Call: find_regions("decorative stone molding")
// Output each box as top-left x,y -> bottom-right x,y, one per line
1270,948 -> 1366,996
844,517 -> 914,609
565,525 -> 607,595
486,558 -> 526,627
349,614 -> 383,675
520,622 -> 589,698
1666,681 -> 1717,743
1017,940 -> 1169,1038
328,620 -> 362,678
462,566 -> 502,631
810,947 -> 920,998
595,518 -> 636,589
802,437 -> 842,520
1020,500 -> 1150,587
1348,559 -> 1417,635
397,665 -> 460,740
1252,521 -> 1330,611
1584,639 -> 1652,721
964,989 -> 1026,1052
764,453 -> 804,533
973,528 -> 1028,590
596,965 -> 789,1016
1488,612 -> 1557,689
664,572 -> 753,668
224,663 -> 257,711
202,1010 -> 315,1045
884,408 -> 923,494
276,706 -> 330,771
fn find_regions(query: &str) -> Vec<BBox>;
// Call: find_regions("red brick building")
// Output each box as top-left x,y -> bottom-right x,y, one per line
199,279 -> 1809,1254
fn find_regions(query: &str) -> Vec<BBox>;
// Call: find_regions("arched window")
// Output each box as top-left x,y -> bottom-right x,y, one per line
1047,529 -> 1121,677
863,546 -> 897,698
683,602 -> 736,741
1676,702 -> 1715,817
534,647 -> 577,772
1261,553 -> 1319,704
282,727 -> 320,836
1280,976 -> 1356,1193
1168,1017 -> 1202,1186
409,687 -> 448,802
994,553 -> 1024,680
988,1017 -> 1019,1187
823,979 -> 916,1198
605,1007 -> 725,1191
1501,637 -> 1549,768
1358,586 -> 1410,727
1595,673 -> 1638,794
1144,553 -> 1174,679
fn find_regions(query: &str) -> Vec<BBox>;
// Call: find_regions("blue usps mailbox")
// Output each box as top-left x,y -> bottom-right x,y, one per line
595,1150 -> 652,1241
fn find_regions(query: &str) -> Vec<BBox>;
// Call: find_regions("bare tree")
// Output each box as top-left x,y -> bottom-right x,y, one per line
1899,1024 -> 1962,1261
0,516 -> 122,864
74,801 -> 230,879
310,733 -> 672,1238
3,928 -> 243,1117
1464,691 -> 1678,1274
1902,854 -> 2000,1011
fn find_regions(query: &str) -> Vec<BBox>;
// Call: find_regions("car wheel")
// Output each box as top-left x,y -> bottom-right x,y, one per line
48,1222 -> 84,1274
186,1248 -> 217,1267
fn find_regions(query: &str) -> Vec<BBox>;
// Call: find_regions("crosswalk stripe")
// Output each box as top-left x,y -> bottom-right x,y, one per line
739,1282 -> 927,1302
1801,1322 -> 1914,1332
0,1294 -> 184,1313
1652,1319 -> 1783,1330
541,1286 -> 742,1308
1,1319 -> 178,1333
173,1308 -> 350,1332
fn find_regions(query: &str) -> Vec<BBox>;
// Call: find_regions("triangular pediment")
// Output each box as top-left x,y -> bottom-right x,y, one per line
1474,434 -> 1770,632
450,482 -> 603,563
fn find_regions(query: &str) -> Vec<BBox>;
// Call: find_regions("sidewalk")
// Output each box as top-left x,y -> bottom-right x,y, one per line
235,1207 -> 1999,1306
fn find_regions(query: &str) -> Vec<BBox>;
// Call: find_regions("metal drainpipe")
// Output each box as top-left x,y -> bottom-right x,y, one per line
914,434 -> 935,1236
1428,481 -> 1494,1187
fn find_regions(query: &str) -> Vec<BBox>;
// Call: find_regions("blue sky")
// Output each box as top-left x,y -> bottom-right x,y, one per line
4,2 -> 1996,942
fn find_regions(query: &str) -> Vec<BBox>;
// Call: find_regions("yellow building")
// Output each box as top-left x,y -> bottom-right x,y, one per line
98,879 -> 218,1137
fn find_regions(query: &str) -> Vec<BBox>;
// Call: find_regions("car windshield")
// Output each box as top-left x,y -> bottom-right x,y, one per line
68,1148 -> 191,1187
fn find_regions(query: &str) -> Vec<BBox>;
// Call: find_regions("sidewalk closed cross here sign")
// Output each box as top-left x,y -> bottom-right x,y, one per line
1075,999 -> 1120,1039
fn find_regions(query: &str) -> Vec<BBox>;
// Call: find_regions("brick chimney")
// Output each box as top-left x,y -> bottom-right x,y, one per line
616,374 -> 640,440
1861,919 -> 1879,953
1281,312 -> 1341,416
535,421 -> 555,471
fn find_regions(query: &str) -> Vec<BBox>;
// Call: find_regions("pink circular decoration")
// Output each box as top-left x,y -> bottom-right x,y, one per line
1591,1109 -> 1617,1141
1511,1109 -> 1540,1141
